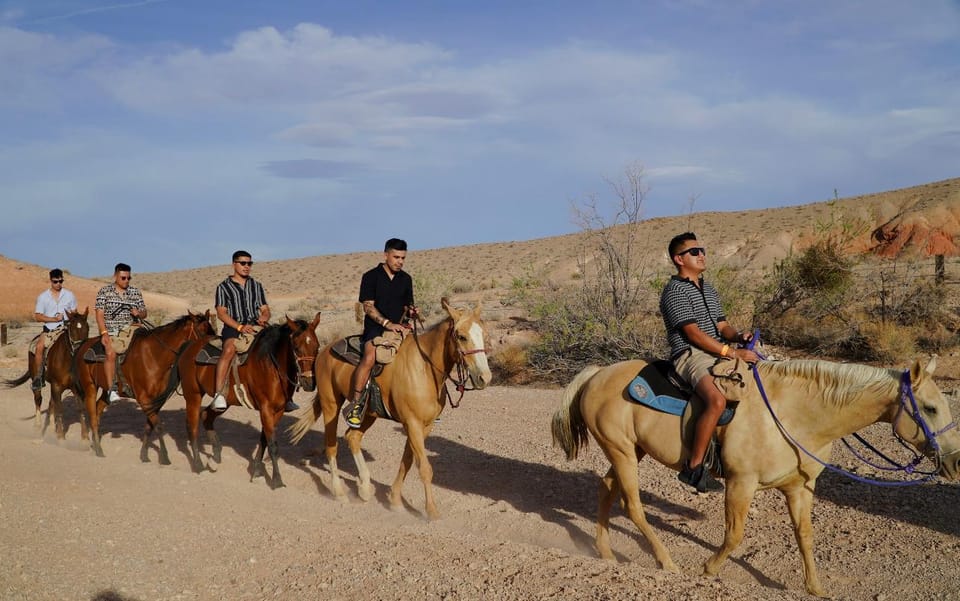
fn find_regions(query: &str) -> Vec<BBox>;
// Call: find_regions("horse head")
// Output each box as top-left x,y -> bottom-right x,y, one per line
187,310 -> 215,339
286,312 -> 321,392
441,297 -> 492,390
895,356 -> 960,480
65,307 -> 90,347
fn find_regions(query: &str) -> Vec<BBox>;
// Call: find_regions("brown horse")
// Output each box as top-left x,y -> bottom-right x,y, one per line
551,357 -> 960,597
175,313 -> 321,487
3,308 -> 90,437
74,312 -> 214,462
288,298 -> 492,519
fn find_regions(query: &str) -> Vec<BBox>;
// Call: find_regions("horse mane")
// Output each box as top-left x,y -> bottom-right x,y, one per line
254,320 -> 307,360
758,359 -> 900,407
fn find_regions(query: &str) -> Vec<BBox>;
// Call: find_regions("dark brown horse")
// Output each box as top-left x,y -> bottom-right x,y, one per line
175,313 -> 321,488
288,299 -> 492,519
3,308 -> 90,437
74,311 -> 213,462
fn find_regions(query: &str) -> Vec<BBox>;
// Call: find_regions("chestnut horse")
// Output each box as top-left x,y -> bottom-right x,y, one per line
74,312 -> 213,462
551,357 -> 960,597
174,314 -> 321,488
3,308 -> 90,437
288,298 -> 492,519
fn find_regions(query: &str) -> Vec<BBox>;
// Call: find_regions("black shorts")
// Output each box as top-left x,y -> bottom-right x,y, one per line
221,324 -> 241,340
361,324 -> 385,344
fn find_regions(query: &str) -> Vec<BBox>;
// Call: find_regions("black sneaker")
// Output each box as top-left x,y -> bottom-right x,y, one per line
31,377 -> 44,391
284,400 -> 300,412
678,462 -> 724,493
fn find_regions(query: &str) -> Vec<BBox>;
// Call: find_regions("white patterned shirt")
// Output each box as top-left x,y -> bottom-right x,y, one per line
35,288 -> 78,332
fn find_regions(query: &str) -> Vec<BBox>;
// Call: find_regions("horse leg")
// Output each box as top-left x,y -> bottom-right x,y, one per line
84,384 -> 107,458
184,393 -> 206,473
783,484 -> 826,597
607,449 -> 677,572
251,430 -> 268,482
139,414 -> 155,463
345,428 -> 374,502
704,476 -> 758,578
266,438 -> 284,489
203,407 -> 223,463
50,384 -> 65,439
389,439 -> 415,511
595,467 -> 620,560
323,398 -> 348,500
395,421 -> 440,520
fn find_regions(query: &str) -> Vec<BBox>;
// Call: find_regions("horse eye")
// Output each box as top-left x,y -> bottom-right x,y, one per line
458,334 -> 467,342
923,405 -> 938,415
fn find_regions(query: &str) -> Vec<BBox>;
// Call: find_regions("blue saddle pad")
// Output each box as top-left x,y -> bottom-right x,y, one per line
627,373 -> 735,426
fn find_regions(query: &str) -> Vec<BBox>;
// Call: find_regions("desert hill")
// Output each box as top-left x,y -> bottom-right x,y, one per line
3,177 -> 959,335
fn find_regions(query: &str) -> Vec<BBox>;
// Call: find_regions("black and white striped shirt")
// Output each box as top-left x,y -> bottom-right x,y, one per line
660,275 -> 726,359
215,277 -> 267,325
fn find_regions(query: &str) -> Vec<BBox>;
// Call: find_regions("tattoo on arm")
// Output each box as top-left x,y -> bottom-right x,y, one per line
362,301 -> 385,324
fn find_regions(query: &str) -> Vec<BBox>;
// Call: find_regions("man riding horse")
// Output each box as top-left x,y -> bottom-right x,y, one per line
32,268 -> 78,390
95,262 -> 147,404
342,237 -> 418,428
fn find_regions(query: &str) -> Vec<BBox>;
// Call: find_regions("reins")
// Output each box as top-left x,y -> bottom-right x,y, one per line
747,333 -> 955,486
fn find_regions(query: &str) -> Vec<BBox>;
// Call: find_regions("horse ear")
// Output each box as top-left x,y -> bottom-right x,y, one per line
311,311 -> 322,329
926,354 -> 938,376
441,297 -> 461,320
910,358 -> 927,385
473,300 -> 483,319
82,306 -> 89,317
285,314 -> 296,328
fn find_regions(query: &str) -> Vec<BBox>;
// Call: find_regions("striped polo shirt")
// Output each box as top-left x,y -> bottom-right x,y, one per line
215,277 -> 268,325
660,275 -> 726,359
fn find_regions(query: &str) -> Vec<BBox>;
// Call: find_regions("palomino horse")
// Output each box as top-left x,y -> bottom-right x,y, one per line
74,312 -> 214,462
288,298 -> 492,519
551,357 -> 960,597
174,314 -> 321,488
3,308 -> 90,437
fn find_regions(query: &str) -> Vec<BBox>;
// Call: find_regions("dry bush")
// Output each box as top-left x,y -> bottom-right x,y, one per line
490,343 -> 534,385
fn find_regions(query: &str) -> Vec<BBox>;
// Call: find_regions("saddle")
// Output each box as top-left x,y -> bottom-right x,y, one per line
82,326 -> 141,362
331,336 -> 394,421
330,336 -> 384,377
627,358 -> 748,478
194,340 -> 253,367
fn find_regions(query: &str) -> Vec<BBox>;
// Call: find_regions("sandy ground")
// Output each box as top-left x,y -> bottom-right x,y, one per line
2,352 -> 959,601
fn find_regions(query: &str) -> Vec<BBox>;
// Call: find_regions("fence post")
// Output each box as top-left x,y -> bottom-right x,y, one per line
935,254 -> 945,285
0,322 -> 6,346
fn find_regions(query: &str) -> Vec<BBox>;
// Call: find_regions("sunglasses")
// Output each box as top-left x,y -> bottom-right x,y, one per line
235,260 -> 254,266
119,276 -> 132,281
51,279 -> 64,284
677,247 -> 706,257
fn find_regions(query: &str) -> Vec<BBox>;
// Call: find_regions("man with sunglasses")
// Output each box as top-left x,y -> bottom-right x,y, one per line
32,268 -> 78,390
660,232 -> 760,493
95,262 -> 147,403
209,250 -> 296,412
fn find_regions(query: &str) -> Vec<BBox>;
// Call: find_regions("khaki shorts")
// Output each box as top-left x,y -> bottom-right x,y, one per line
673,346 -> 721,389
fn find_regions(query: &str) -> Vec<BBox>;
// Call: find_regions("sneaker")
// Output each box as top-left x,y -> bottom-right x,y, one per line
31,377 -> 44,391
342,398 -> 365,429
284,400 -> 300,412
678,461 -> 724,493
107,389 -> 122,404
210,394 -> 228,411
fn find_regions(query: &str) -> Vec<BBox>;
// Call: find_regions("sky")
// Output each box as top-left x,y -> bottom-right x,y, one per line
2,0 -> 958,276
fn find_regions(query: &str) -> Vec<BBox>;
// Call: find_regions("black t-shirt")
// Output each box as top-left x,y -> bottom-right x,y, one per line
359,263 -> 414,338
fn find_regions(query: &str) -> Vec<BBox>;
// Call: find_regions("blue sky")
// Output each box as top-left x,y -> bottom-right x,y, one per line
2,1 -> 958,276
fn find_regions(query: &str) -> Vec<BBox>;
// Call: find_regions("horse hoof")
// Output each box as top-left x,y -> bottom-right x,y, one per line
357,483 -> 374,502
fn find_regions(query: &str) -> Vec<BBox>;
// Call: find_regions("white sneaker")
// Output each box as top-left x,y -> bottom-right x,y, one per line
210,394 -> 228,411
108,389 -> 122,404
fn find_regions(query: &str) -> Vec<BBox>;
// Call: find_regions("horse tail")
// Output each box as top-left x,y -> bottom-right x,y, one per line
551,364 -> 602,461
2,370 -> 30,389
287,394 -> 321,445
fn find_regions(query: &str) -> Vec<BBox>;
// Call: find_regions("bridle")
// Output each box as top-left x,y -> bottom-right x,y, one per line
410,314 -> 488,408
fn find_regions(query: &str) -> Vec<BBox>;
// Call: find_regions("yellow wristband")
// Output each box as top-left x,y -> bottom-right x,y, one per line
383,319 -> 390,327
100,330 -> 108,336
720,344 -> 730,357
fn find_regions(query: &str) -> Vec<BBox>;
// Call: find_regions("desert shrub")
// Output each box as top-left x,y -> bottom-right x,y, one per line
490,343 -> 533,385
522,163 -> 672,383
